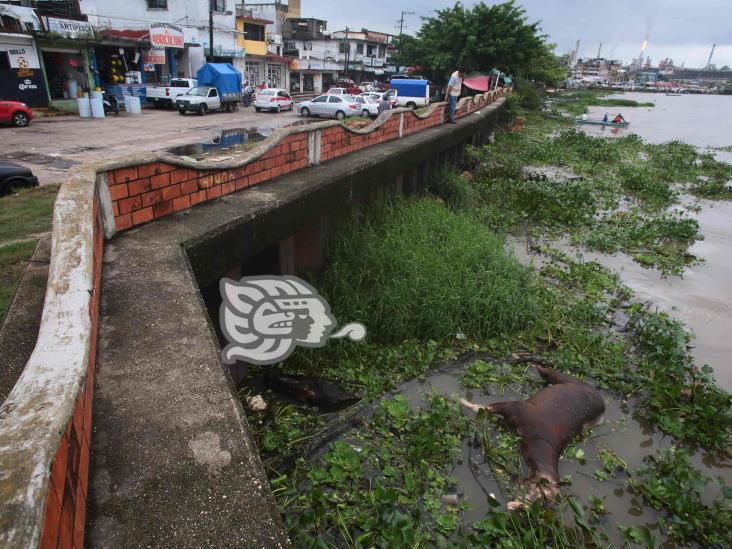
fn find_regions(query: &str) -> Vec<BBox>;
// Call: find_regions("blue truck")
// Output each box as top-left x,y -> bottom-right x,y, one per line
176,63 -> 243,115
389,79 -> 430,109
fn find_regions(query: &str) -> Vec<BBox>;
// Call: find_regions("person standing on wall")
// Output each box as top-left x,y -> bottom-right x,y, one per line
446,67 -> 466,124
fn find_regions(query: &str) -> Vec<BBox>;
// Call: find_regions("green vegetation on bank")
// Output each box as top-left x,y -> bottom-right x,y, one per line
547,90 -> 655,116
459,101 -> 732,274
0,185 -> 57,323
244,88 -> 731,547
247,196 -> 730,547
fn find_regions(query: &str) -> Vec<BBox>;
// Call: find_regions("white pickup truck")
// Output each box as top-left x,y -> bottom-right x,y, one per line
146,78 -> 197,107
176,86 -> 239,115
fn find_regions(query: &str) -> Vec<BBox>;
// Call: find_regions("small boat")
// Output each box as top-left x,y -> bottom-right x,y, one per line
575,118 -> 630,127
666,93 -> 683,96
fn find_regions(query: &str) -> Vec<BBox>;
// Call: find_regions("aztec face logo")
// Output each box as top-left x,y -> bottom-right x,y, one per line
219,276 -> 366,365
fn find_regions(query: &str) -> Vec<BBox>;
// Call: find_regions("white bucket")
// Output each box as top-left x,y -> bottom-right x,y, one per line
91,90 -> 103,100
91,98 -> 105,118
127,96 -> 142,115
77,98 -> 91,118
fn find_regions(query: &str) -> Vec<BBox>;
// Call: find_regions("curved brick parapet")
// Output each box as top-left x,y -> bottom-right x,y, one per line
0,88 -> 507,548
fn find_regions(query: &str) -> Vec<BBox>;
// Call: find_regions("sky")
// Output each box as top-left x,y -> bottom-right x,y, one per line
301,0 -> 732,68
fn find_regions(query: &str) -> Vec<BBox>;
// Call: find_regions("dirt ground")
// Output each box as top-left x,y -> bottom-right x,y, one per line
0,106 -> 304,186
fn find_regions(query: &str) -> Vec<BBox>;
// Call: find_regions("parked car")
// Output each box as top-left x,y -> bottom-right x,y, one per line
349,95 -> 379,117
0,162 -> 38,196
328,80 -> 361,95
254,88 -> 294,112
177,63 -> 242,115
0,99 -> 33,127
146,78 -> 197,107
298,95 -> 362,120
359,91 -> 397,108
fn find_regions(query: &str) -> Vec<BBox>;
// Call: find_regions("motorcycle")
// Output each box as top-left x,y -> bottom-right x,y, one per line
102,91 -> 120,115
242,86 -> 256,107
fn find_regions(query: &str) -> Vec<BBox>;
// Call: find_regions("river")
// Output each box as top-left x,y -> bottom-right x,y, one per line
580,92 -> 732,391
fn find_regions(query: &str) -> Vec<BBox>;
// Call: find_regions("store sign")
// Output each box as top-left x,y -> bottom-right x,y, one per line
45,17 -> 94,39
6,47 -> 41,69
0,71 -> 47,107
149,23 -> 184,49
143,48 -> 166,65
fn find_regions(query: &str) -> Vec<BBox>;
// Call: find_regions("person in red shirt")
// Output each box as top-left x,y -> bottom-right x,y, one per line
612,113 -> 626,123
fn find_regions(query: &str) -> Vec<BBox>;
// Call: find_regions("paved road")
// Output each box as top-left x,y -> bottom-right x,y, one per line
0,106 -> 304,186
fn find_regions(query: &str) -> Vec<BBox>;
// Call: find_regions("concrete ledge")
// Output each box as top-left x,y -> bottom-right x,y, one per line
0,166 -> 98,548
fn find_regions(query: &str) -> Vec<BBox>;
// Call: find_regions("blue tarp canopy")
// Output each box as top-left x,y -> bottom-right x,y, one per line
196,63 -> 242,97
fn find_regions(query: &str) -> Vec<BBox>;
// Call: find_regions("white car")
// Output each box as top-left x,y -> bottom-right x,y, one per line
326,87 -> 348,95
359,91 -> 397,109
348,95 -> 380,117
254,88 -> 294,113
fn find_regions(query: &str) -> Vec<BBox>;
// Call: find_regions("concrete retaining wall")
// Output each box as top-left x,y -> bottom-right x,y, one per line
0,87 -> 508,549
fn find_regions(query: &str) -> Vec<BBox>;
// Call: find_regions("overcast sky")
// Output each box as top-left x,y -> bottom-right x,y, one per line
301,0 -> 732,68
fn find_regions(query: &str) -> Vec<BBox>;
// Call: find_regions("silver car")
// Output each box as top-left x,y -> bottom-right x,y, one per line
298,94 -> 362,120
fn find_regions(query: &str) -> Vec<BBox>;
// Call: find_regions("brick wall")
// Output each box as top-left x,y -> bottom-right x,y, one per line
38,199 -> 103,549
105,91 -> 506,233
108,133 -> 309,232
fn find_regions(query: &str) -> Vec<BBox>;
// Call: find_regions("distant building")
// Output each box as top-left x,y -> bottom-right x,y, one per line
282,18 -> 340,93
572,57 -> 621,82
330,28 -> 394,83
237,7 -> 289,89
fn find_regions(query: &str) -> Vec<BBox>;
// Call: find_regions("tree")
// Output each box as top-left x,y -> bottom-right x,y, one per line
397,1 -> 565,85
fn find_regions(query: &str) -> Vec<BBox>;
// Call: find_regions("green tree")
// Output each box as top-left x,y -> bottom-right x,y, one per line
397,1 -> 566,85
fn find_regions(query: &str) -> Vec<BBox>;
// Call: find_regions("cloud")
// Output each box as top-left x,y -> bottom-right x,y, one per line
301,0 -> 732,67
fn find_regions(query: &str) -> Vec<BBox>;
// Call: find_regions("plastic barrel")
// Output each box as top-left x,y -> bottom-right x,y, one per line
128,96 -> 142,115
91,98 -> 105,118
123,95 -> 132,112
77,98 -> 91,118
91,90 -> 103,100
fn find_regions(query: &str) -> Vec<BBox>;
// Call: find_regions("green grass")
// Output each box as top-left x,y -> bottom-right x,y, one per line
0,185 -> 58,243
0,240 -> 37,324
0,185 -> 56,325
321,198 -> 541,343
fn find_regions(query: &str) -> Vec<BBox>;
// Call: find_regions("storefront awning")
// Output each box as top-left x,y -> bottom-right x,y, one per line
0,4 -> 42,31
100,29 -> 150,42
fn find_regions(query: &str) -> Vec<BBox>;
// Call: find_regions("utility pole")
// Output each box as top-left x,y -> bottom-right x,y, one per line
208,0 -> 214,62
397,11 -> 415,40
343,26 -> 349,79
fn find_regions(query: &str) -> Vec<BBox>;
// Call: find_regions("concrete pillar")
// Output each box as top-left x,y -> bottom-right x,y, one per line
294,217 -> 328,276
279,235 -> 296,275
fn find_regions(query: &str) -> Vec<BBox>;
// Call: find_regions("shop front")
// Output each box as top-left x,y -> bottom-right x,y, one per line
244,55 -> 290,89
0,4 -> 48,107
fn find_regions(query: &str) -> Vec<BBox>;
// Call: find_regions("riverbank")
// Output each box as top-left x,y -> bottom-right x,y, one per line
241,91 -> 732,547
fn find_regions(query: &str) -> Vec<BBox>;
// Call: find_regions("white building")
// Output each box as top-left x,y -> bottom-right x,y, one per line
80,0 -> 243,78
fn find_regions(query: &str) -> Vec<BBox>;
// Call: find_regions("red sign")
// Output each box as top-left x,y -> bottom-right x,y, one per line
149,23 -> 184,49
